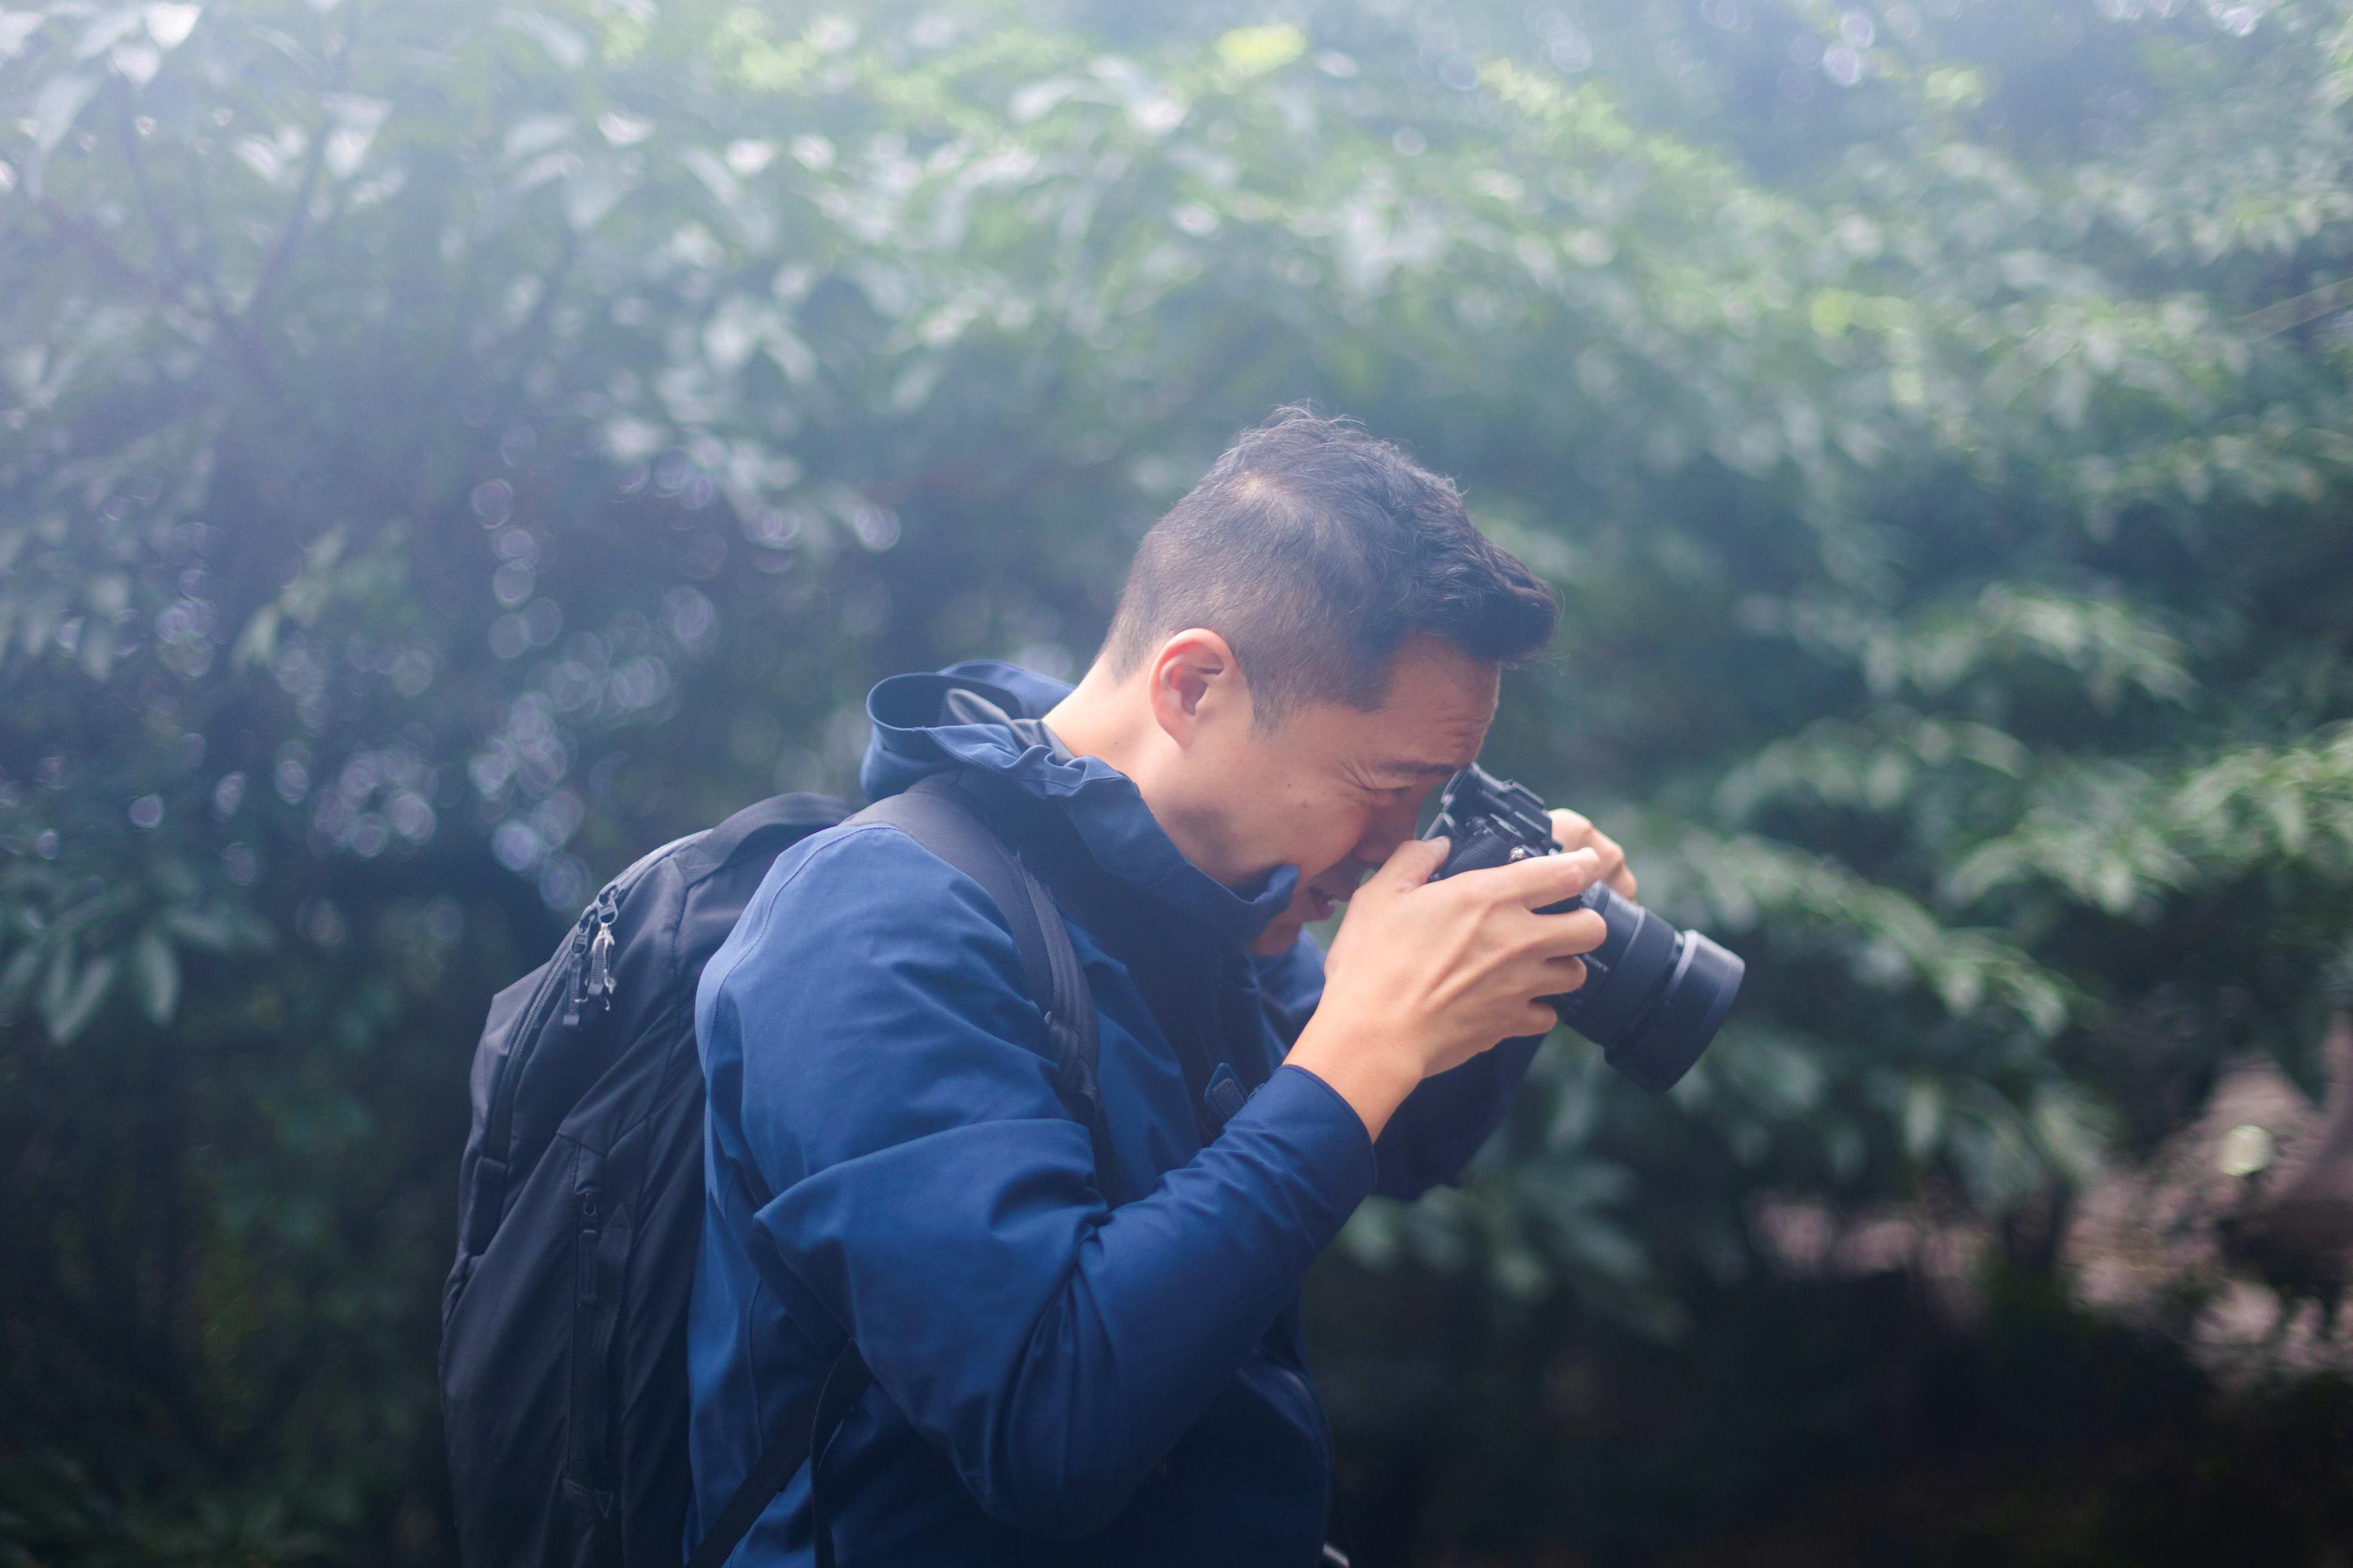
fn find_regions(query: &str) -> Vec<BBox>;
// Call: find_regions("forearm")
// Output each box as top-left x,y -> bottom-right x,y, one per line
1281,1006 -> 1424,1142
766,1065 -> 1375,1536
988,1065 -> 1373,1527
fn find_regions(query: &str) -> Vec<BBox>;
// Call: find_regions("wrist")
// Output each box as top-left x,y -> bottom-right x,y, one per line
1281,1009 -> 1424,1142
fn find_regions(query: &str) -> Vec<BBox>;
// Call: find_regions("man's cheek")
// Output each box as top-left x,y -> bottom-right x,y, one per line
1297,791 -> 1358,851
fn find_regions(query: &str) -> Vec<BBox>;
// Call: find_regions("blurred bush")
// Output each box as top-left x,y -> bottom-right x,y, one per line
6,0 -> 2353,1560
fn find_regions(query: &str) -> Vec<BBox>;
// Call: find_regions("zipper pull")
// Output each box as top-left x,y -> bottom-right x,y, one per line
560,902 -> 598,1027
587,886 -> 620,1011
587,924 -> 615,1011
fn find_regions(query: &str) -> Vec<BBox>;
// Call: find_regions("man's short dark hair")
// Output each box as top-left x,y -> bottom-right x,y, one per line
1100,404 -> 1559,727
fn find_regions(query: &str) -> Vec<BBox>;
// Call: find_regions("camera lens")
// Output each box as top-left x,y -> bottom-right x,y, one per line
1601,928 -> 1744,1094
1428,764 -> 1743,1094
1543,885 -> 1743,1092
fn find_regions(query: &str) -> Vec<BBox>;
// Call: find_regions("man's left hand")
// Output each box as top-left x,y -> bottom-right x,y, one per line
1548,809 -> 1637,899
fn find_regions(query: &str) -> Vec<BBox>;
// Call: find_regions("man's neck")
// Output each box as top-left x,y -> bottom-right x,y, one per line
1042,665 -> 1247,888
1039,663 -> 1152,779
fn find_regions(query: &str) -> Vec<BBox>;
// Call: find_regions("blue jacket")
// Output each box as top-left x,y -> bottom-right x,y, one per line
687,660 -> 1541,1566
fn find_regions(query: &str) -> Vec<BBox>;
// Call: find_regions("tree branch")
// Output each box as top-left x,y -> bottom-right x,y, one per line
0,147 -> 184,311
117,87 -> 234,332
235,37 -> 350,349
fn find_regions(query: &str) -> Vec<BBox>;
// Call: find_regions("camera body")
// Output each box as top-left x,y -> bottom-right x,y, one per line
1423,764 -> 1743,1093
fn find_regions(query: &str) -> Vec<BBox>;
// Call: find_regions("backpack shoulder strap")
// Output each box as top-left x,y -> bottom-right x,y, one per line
683,772 -> 1104,1568
683,1339 -> 870,1568
852,773 -> 1105,1142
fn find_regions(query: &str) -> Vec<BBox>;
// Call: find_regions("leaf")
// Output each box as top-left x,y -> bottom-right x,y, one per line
133,927 -> 179,1024
159,906 -> 246,953
564,156 -> 634,231
497,7 -> 585,69
39,939 -> 73,1020
1215,23 -> 1306,77
678,145 -> 740,210
143,4 -> 200,48
1901,1079 -> 1942,1161
1337,1200 -> 1402,1271
33,72 -> 101,157
77,612 -> 116,679
111,39 -> 161,86
319,93 -> 391,179
0,13 -> 48,62
45,952 -> 116,1043
323,121 -> 375,179
73,6 -> 142,58
0,942 -> 43,1013
596,111 -> 652,147
1010,78 -> 1076,124
502,112 -> 575,163
2029,1091 -> 2106,1186
230,604 -> 279,670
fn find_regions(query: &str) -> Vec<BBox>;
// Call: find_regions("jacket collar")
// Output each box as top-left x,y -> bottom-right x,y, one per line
859,660 -> 1298,950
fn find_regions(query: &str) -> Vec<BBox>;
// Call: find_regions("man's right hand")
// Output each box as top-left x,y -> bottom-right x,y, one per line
1280,837 -> 1610,1141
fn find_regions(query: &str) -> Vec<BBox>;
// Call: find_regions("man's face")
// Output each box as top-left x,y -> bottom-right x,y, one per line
1202,637 -> 1500,954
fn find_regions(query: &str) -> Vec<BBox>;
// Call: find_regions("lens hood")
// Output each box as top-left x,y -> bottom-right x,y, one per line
1607,932 -> 1744,1094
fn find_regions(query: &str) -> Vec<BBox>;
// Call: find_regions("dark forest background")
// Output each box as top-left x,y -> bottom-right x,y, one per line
8,0 -> 2353,1561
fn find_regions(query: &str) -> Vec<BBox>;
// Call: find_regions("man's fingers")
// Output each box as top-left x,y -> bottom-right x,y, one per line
1374,835 -> 1452,890
1487,845 -> 1603,907
1550,809 -> 1637,899
1530,908 -> 1607,958
1545,955 -> 1590,995
1587,832 -> 1634,898
1518,996 -> 1565,1035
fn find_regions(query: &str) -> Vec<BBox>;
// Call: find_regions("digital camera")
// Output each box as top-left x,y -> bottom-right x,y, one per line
1424,764 -> 1743,1092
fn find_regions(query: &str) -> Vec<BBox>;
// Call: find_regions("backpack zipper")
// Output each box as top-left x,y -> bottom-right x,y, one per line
475,866 -> 658,1241
564,885 -> 621,1026
566,1178 -> 627,1504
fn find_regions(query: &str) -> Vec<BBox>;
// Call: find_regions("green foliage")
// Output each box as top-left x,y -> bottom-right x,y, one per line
6,0 -> 2352,1558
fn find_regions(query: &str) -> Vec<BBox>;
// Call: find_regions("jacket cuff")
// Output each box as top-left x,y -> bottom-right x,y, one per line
1226,1063 -> 1380,1245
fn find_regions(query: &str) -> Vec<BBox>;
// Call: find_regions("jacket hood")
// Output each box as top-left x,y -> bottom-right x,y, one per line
859,659 -> 1298,948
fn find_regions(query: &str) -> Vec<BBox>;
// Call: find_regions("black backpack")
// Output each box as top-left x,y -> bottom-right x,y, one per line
438,773 -> 1104,1568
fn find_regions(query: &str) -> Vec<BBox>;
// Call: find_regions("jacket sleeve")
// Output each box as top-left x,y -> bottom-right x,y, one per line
699,825 -> 1377,1538
1251,932 -> 1544,1202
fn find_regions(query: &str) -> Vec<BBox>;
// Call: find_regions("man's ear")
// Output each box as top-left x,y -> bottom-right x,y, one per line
1146,628 -> 1251,746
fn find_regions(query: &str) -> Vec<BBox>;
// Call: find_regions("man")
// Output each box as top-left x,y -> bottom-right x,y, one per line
687,405 -> 1635,1565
